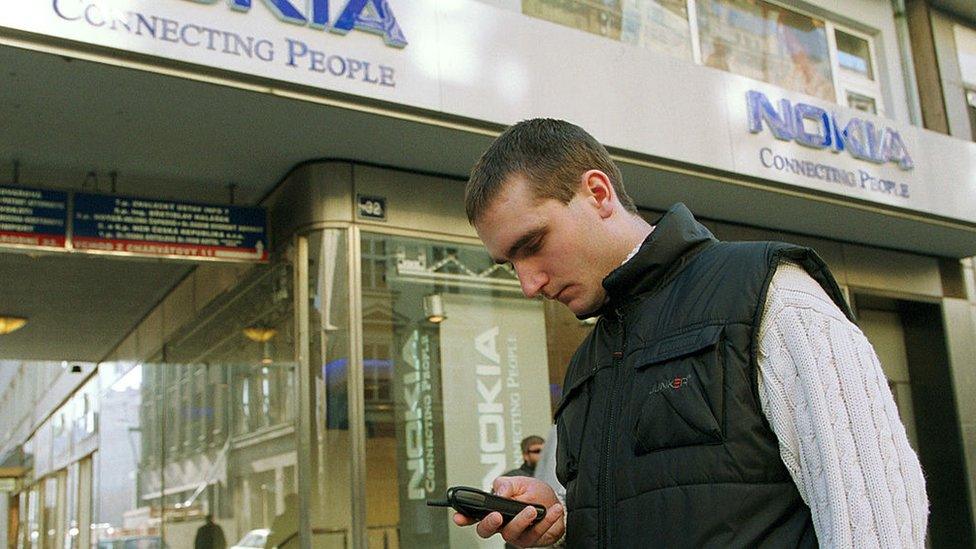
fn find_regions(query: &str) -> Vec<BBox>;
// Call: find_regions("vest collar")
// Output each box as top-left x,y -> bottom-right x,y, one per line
599,203 -> 716,314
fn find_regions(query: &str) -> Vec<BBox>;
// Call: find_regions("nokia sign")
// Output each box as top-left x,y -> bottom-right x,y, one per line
747,90 -> 913,171
183,0 -> 407,47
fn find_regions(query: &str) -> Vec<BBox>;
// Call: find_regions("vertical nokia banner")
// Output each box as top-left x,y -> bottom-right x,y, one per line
438,294 -> 552,549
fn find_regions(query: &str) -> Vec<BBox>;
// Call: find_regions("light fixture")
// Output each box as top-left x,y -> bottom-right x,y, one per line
243,326 -> 277,342
0,316 -> 27,335
423,294 -> 446,324
243,326 -> 277,364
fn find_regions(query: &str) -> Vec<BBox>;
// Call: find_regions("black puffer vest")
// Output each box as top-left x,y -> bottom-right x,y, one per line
554,203 -> 853,548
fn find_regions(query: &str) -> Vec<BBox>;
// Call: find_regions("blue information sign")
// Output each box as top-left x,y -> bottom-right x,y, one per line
72,193 -> 268,261
0,185 -> 68,250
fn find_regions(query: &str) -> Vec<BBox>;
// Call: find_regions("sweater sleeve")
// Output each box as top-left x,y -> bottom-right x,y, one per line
757,262 -> 929,548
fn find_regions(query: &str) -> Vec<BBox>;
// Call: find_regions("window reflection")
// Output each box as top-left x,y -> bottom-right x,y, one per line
835,29 -> 873,79
522,0 -> 692,60
698,0 -> 835,101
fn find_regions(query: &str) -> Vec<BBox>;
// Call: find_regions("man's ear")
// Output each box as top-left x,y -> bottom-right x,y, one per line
581,170 -> 615,218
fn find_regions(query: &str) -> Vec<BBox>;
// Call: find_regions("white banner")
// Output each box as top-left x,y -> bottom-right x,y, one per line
2,0 -> 974,223
438,294 -> 552,549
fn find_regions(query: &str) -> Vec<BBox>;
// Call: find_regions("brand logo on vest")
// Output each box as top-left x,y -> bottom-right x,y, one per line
182,0 -> 408,47
746,90 -> 914,171
648,375 -> 690,396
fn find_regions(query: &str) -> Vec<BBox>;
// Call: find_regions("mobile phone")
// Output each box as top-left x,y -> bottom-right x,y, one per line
427,486 -> 547,525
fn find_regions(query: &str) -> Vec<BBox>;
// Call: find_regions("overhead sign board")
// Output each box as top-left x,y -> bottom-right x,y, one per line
72,193 -> 268,261
0,185 -> 68,251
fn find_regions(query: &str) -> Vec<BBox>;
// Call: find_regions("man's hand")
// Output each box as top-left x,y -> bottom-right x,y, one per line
451,477 -> 564,548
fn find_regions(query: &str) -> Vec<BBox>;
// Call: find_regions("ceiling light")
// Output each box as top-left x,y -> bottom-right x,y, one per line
423,294 -> 446,324
0,316 -> 27,335
242,326 -> 277,342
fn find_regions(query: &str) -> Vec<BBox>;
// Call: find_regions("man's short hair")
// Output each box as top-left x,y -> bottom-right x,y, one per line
465,118 -> 637,225
521,435 -> 545,453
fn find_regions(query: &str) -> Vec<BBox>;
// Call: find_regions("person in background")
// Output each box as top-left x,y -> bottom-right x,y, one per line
194,515 -> 226,549
503,435 -> 545,478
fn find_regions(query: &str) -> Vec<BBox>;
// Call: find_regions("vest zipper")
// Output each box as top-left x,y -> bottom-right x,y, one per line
599,309 -> 626,549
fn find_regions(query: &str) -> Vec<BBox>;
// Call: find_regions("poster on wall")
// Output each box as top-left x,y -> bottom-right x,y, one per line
393,325 -> 449,547
438,294 -> 552,549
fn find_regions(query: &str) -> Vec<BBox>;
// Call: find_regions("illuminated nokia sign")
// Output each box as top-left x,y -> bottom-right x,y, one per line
183,0 -> 407,47
747,90 -> 913,171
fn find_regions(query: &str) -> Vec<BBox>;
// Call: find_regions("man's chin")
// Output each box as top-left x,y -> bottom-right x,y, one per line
566,298 -> 600,317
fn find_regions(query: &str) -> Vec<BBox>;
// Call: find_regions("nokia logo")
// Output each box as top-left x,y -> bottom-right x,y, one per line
747,90 -> 913,171
183,0 -> 407,47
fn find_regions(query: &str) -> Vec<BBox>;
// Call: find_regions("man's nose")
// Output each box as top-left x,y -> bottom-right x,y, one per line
516,265 -> 548,298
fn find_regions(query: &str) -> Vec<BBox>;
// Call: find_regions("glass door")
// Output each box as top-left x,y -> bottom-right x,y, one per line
357,231 -> 555,548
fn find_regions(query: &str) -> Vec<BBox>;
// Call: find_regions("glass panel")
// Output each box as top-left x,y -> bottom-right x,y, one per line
43,477 -> 59,549
308,229 -> 353,549
698,0 -> 835,101
967,90 -> 976,142
953,24 -> 976,88
847,91 -> 877,114
360,232 -> 556,548
26,486 -> 39,549
65,463 -> 79,549
91,260 -> 301,549
835,29 -> 873,79
522,0 -> 692,60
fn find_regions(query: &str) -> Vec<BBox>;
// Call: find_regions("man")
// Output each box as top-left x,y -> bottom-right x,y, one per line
193,515 -> 226,549
503,435 -> 545,478
453,119 -> 928,547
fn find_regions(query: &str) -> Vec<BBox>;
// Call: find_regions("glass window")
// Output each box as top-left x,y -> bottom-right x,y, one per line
523,0 -> 623,39
835,28 -> 873,79
91,260 -> 300,549
967,89 -> 976,142
697,0 -> 835,101
358,232 -> 558,547
954,24 -> 976,88
307,229 -> 353,547
522,0 -> 692,60
847,91 -> 877,114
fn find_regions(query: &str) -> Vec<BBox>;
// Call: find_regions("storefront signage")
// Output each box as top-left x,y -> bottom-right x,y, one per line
0,185 -> 68,250
72,192 -> 269,261
47,0 -> 403,89
177,0 -> 408,48
744,90 -> 914,201
747,90 -> 914,170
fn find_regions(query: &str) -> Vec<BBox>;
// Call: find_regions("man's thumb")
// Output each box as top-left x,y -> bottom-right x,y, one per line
492,477 -> 514,497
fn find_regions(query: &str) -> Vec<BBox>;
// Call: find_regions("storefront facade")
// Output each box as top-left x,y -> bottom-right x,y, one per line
1,1 -> 975,547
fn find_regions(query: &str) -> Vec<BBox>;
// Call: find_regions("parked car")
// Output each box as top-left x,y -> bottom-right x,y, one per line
96,535 -> 164,549
231,528 -> 270,549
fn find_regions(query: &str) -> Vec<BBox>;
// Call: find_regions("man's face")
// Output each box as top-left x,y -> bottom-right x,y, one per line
474,176 -> 615,316
524,442 -> 544,466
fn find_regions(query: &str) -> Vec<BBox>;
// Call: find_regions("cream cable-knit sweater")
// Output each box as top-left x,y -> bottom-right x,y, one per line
757,262 -> 928,547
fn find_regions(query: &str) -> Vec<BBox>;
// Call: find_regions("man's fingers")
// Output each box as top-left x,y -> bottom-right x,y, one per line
519,503 -> 564,546
499,505 -> 540,544
452,512 -> 477,527
475,512 -> 504,539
